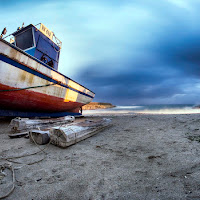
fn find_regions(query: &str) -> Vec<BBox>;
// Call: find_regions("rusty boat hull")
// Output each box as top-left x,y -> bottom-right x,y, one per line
0,38 -> 95,117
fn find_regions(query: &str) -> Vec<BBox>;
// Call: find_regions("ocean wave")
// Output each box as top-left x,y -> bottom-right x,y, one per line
82,104 -> 200,115
83,106 -> 200,115
114,106 -> 144,109
134,108 -> 200,114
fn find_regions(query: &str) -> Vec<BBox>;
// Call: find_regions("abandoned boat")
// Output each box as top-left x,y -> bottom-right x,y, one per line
0,23 -> 95,117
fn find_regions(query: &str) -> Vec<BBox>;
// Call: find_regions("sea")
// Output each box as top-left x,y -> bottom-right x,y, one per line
83,104 -> 200,115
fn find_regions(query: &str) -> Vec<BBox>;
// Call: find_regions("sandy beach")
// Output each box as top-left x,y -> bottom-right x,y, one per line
0,113 -> 200,200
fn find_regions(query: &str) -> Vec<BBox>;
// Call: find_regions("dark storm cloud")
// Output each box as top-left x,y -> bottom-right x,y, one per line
77,60 -> 192,104
2,0 -> 199,105
74,0 -> 200,105
155,31 -> 200,78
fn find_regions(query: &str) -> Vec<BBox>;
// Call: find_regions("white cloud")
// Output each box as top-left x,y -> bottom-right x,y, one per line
166,0 -> 193,11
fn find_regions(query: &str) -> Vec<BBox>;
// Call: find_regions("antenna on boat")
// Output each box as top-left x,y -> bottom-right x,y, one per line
17,22 -> 24,31
0,27 -> 7,38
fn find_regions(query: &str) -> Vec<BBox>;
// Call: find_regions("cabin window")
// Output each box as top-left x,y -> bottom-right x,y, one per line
15,28 -> 34,50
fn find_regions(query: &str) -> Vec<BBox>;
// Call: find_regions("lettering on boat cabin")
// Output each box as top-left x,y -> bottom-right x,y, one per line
39,23 -> 53,40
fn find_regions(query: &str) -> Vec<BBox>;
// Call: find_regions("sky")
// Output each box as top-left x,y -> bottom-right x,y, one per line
1,0 -> 200,105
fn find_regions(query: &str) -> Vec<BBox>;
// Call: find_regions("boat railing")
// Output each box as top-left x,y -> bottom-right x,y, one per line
2,34 -> 15,45
2,23 -> 62,49
35,23 -> 62,49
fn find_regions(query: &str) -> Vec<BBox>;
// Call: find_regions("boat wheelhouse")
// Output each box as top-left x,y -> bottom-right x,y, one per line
12,23 -> 61,70
0,23 -> 95,117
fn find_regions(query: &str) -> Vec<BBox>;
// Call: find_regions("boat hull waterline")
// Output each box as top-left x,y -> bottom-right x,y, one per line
0,39 -> 95,117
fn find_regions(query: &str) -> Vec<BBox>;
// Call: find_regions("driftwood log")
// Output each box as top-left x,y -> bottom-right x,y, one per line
9,116 -> 75,133
49,118 -> 112,148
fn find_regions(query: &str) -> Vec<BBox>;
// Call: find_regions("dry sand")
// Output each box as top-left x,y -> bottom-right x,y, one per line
0,113 -> 200,200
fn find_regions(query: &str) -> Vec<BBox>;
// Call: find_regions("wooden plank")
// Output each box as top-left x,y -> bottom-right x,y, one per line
9,116 -> 75,133
49,118 -> 112,148
8,132 -> 28,138
29,130 -> 50,145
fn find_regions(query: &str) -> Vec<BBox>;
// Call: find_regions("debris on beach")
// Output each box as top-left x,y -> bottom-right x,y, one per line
8,116 -> 112,148
29,130 -> 50,145
8,132 -> 29,138
0,116 -> 112,199
50,118 -> 112,148
9,116 -> 75,133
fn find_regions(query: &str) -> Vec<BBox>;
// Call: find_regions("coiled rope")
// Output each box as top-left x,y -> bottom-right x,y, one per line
0,164 -> 15,199
0,131 -> 52,199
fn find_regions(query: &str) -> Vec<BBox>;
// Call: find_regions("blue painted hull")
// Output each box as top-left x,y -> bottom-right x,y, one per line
0,109 -> 81,118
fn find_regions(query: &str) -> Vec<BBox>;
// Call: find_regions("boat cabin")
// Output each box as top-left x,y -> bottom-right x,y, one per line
12,24 -> 61,70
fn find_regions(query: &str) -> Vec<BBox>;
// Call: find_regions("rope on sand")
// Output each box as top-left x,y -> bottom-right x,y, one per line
0,120 -> 110,199
0,164 -> 15,199
0,131 -> 52,199
0,131 -> 51,165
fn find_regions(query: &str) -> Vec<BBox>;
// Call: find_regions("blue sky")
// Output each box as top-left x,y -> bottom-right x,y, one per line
1,0 -> 200,105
